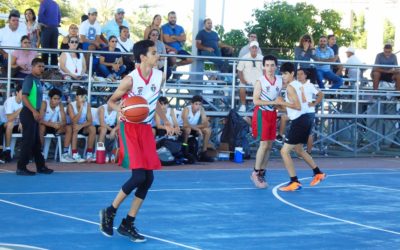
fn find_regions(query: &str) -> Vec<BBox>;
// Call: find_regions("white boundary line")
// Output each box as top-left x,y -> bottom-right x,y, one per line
0,243 -> 48,250
272,172 -> 400,235
0,198 -> 201,250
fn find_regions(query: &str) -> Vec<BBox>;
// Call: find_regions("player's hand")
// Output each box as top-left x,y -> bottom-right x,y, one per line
33,110 -> 41,121
275,96 -> 284,105
73,124 -> 83,132
164,121 -> 174,136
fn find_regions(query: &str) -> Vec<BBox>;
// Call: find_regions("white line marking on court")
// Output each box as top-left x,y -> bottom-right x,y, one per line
272,172 -> 400,235
0,243 -> 48,250
0,169 -> 13,173
0,187 -> 257,195
0,198 -> 201,250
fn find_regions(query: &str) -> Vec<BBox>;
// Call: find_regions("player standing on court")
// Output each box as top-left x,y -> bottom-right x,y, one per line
250,55 -> 283,188
99,40 -> 173,242
276,62 -> 326,191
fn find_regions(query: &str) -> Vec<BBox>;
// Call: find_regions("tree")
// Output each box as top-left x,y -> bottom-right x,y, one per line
383,19 -> 395,45
351,11 -> 367,49
215,25 -> 248,56
245,1 -> 353,58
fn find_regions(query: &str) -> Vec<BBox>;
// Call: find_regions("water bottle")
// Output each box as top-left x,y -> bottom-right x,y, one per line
96,142 -> 106,164
234,147 -> 243,163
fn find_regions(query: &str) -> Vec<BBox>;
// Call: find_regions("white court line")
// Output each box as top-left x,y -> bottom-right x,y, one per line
0,169 -> 13,173
0,243 -> 48,250
272,172 -> 400,235
0,187 -> 257,195
0,198 -> 201,250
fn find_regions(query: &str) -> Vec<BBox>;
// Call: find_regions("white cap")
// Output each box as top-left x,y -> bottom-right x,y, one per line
249,41 -> 259,48
346,47 -> 355,54
88,8 -> 97,14
115,8 -> 125,14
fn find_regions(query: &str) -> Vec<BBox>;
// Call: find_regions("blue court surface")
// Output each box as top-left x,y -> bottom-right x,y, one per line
1,162 -> 400,249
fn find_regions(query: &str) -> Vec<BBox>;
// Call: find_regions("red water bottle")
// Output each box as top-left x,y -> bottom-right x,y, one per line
96,142 -> 106,164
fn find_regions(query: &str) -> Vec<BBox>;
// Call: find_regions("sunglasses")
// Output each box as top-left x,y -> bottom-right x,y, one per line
151,33 -> 159,37
69,40 -> 79,44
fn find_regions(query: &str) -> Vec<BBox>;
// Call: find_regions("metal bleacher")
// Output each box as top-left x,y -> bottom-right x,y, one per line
0,45 -> 399,158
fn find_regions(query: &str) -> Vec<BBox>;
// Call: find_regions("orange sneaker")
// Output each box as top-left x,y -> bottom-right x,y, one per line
310,173 -> 326,186
279,181 -> 302,191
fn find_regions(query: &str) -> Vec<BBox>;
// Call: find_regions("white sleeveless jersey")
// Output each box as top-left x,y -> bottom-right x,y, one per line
160,107 -> 174,125
186,105 -> 201,125
43,99 -> 61,123
101,104 -> 118,127
285,80 -> 304,120
71,101 -> 88,125
123,67 -> 162,124
258,75 -> 283,111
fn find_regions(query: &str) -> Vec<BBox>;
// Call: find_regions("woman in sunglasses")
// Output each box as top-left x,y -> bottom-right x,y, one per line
59,36 -> 87,80
148,29 -> 166,70
294,34 -> 317,84
98,35 -> 126,82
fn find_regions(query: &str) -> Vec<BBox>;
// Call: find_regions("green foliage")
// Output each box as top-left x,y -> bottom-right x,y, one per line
215,25 -> 248,56
351,12 -> 367,49
245,1 -> 353,58
383,19 -> 395,45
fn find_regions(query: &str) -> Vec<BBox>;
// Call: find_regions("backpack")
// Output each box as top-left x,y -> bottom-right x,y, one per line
220,109 -> 251,159
157,147 -> 175,166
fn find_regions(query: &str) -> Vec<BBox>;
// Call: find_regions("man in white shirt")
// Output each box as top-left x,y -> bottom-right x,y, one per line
0,10 -> 27,70
237,41 -> 263,112
345,47 -> 363,80
80,8 -> 105,51
238,33 -> 262,58
2,85 -> 23,162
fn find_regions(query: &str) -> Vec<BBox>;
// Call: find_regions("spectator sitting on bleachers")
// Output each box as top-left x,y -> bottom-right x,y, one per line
144,14 -> 163,40
162,11 -> 193,78
238,33 -> 262,58
148,29 -> 167,70
67,87 -> 96,163
24,8 -> 40,48
102,8 -> 129,40
60,24 -> 83,50
155,96 -> 181,137
294,34 -> 317,84
344,47 -> 363,81
371,44 -> 400,91
98,36 -> 126,81
11,36 -> 38,83
327,34 -> 343,76
116,26 -> 135,73
237,41 -> 263,112
59,36 -> 87,81
0,9 -> 27,72
181,95 -> 213,162
39,88 -> 74,163
195,18 -> 234,73
80,8 -> 106,51
97,99 -> 119,163
314,35 -> 343,89
1,84 -> 23,162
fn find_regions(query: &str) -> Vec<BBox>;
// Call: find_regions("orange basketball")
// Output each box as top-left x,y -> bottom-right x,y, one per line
121,96 -> 149,123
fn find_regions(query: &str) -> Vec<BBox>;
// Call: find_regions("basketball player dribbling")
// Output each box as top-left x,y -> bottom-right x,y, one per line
99,40 -> 174,242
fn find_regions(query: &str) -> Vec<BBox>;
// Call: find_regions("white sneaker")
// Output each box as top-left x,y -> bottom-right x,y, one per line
105,155 -> 110,163
86,152 -> 96,162
61,153 -> 76,163
238,105 -> 246,112
72,153 -> 86,163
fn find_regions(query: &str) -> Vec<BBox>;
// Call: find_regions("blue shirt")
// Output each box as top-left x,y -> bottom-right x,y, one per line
161,24 -> 185,51
315,46 -> 334,71
195,29 -> 220,52
101,47 -> 122,64
102,19 -> 129,40
38,0 -> 61,27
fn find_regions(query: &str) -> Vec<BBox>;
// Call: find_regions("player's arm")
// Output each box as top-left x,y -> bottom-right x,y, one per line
310,90 -> 324,107
252,80 -> 276,106
276,85 -> 301,110
108,76 -> 133,112
82,103 -> 93,127
196,107 -> 209,129
39,100 -> 54,127
155,100 -> 173,136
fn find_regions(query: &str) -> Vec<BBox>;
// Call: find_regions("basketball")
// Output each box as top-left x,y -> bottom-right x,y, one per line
121,96 -> 149,123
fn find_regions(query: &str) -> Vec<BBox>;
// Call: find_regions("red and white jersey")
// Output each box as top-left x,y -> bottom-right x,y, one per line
258,75 -> 283,111
122,67 -> 162,124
